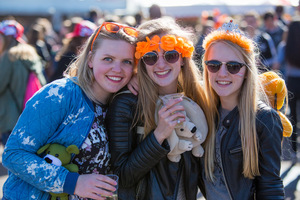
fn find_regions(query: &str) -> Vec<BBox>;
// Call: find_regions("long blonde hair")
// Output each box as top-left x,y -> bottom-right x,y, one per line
202,40 -> 269,181
135,17 -> 213,139
65,23 -> 136,104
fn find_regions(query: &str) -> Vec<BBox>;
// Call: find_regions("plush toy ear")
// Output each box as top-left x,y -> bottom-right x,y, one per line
259,71 -> 287,110
278,111 -> 293,137
37,144 -> 51,155
66,145 -> 79,155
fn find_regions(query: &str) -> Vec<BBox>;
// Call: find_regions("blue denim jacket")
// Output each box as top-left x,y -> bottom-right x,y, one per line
2,78 -> 95,200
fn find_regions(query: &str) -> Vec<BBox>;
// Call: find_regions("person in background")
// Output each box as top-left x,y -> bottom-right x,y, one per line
199,20 -> 285,199
106,17 -> 212,200
262,11 -> 287,49
284,17 -> 300,160
244,11 -> 277,70
2,21 -> 137,200
50,20 -> 97,82
0,19 -> 46,146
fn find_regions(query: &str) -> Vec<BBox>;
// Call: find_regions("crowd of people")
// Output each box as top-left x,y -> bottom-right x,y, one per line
0,3 -> 299,200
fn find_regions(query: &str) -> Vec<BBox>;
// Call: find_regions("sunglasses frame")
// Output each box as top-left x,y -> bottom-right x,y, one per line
205,60 -> 247,74
90,22 -> 137,51
142,50 -> 181,66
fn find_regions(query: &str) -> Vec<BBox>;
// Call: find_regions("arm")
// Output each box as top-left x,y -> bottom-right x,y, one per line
255,106 -> 285,199
0,53 -> 12,93
2,81 -> 72,193
106,92 -> 169,188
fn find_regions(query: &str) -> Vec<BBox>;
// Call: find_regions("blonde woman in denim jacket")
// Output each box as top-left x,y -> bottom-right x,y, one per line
2,21 -> 137,200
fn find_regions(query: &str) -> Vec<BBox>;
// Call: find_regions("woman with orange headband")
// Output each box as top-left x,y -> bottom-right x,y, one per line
2,22 -> 137,200
199,20 -> 285,199
106,17 -> 212,199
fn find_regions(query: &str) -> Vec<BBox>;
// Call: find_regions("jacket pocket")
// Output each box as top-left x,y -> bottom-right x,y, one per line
229,146 -> 242,154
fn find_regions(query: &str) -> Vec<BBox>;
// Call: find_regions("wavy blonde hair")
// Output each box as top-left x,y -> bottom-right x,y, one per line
135,17 -> 213,140
65,23 -> 136,104
202,40 -> 269,181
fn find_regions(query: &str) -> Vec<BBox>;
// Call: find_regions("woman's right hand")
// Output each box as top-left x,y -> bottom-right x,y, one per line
74,174 -> 117,200
154,97 -> 185,144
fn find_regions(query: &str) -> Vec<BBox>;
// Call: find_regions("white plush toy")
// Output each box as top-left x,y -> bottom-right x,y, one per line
155,93 -> 208,162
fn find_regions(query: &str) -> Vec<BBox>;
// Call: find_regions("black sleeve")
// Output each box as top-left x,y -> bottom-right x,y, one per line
255,105 -> 285,199
106,92 -> 169,188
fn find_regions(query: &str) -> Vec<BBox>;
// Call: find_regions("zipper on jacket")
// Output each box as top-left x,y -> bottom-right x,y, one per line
219,126 -> 234,200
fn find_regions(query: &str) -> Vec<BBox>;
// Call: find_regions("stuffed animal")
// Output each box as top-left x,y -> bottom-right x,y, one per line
155,94 -> 208,162
37,143 -> 80,200
259,71 -> 293,137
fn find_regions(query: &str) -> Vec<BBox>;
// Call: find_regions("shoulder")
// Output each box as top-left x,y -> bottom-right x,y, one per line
256,101 -> 282,137
256,101 -> 280,120
110,89 -> 137,107
28,78 -> 83,106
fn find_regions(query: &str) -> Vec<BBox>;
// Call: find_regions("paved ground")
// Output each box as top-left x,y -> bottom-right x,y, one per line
0,138 -> 299,200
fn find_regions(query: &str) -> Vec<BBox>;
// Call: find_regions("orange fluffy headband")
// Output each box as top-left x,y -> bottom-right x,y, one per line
202,20 -> 254,52
135,34 -> 194,59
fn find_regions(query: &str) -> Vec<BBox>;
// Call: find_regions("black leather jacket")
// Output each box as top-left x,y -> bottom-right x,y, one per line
199,102 -> 285,200
106,91 -> 201,200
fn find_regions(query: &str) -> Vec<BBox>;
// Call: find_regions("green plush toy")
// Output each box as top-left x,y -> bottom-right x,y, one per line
37,143 -> 80,200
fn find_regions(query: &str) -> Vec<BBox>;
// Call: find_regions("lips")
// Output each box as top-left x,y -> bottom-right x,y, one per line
217,80 -> 231,85
155,69 -> 171,77
107,75 -> 122,82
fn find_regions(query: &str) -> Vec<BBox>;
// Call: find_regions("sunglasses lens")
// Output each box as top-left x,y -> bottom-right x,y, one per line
142,52 -> 158,65
105,24 -> 120,32
226,62 -> 243,74
124,27 -> 138,37
206,60 -> 221,73
164,50 -> 180,64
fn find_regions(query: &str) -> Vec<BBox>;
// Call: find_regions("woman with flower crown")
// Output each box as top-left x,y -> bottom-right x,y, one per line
198,20 -> 285,199
106,17 -> 212,199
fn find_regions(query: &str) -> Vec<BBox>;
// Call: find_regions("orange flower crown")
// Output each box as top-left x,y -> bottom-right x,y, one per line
202,20 -> 254,53
135,34 -> 194,59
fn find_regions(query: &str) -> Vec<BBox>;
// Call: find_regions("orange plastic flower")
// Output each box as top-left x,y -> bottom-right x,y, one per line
161,35 -> 177,51
135,35 -> 194,59
135,36 -> 160,59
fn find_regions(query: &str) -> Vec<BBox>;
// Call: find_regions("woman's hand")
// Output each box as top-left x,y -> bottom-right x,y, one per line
74,174 -> 117,199
154,98 -> 185,144
127,74 -> 139,95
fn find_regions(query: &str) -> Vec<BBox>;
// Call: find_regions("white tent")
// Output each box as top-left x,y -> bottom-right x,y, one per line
135,0 -> 298,18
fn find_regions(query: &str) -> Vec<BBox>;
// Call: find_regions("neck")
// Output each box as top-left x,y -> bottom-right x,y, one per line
90,84 -> 110,105
220,97 -> 238,111
158,82 -> 178,95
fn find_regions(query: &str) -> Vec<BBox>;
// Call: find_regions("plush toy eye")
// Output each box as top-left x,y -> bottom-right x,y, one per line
55,154 -> 59,157
47,151 -> 50,154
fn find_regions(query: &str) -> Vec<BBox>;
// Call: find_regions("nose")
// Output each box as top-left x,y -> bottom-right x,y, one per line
45,157 -> 52,163
218,63 -> 228,76
112,62 -> 122,72
155,53 -> 166,68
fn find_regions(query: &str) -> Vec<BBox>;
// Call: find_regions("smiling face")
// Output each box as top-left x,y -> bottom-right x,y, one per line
144,35 -> 182,95
206,41 -> 247,110
88,39 -> 134,103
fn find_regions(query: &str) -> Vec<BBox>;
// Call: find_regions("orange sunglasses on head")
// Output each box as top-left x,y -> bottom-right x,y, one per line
90,22 -> 138,51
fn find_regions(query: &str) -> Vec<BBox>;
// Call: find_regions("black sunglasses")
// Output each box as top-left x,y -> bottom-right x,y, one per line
142,50 -> 180,66
205,60 -> 247,74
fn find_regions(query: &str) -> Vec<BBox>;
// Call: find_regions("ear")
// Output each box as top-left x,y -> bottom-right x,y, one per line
88,51 -> 93,69
66,145 -> 80,155
37,144 -> 51,155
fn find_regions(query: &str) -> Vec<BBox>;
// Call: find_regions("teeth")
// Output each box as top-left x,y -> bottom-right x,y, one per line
156,70 -> 169,75
107,76 -> 121,81
217,81 -> 230,85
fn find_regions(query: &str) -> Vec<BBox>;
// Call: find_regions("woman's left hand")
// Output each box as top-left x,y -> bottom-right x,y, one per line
127,74 -> 139,95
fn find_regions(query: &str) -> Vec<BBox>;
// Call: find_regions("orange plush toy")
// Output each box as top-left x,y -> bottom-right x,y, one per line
259,71 -> 293,137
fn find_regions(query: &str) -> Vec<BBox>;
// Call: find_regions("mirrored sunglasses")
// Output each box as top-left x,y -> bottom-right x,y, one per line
205,60 -> 247,74
142,50 -> 180,66
91,22 -> 138,51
